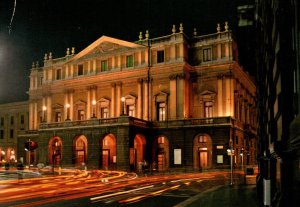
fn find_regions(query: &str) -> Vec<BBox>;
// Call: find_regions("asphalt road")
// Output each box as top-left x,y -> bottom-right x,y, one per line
0,169 -> 231,207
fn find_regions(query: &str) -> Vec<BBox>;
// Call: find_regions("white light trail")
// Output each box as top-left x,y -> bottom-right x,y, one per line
8,0 -> 17,34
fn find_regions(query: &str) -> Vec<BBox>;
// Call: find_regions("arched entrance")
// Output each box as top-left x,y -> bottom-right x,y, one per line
48,137 -> 62,166
101,134 -> 116,169
193,134 -> 212,169
130,134 -> 146,171
152,136 -> 169,171
74,135 -> 88,166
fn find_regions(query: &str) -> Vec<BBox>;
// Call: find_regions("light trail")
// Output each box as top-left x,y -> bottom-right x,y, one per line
90,185 -> 155,201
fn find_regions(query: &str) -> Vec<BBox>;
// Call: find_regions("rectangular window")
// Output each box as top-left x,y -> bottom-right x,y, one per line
198,135 -> 207,143
235,136 -> 239,144
20,115 -> 25,124
0,117 -> 3,126
157,50 -> 165,63
158,102 -> 166,121
0,130 -> 3,139
126,55 -> 133,68
126,105 -> 135,117
78,64 -> 84,76
10,129 -> 14,138
158,136 -> 165,144
56,69 -> 62,80
204,101 -> 213,118
10,116 -> 14,125
56,112 -> 62,122
101,108 -> 109,118
101,60 -> 108,72
203,48 -> 212,62
78,110 -> 85,120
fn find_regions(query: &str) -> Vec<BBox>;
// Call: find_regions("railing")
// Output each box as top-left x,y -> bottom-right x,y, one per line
37,116 -> 256,131
152,116 -> 232,128
39,117 -> 119,129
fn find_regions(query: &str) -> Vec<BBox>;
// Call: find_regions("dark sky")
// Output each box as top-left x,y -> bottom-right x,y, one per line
0,0 -> 245,104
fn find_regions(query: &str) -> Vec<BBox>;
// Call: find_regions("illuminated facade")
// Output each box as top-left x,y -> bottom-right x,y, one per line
0,101 -> 29,164
20,23 -> 257,171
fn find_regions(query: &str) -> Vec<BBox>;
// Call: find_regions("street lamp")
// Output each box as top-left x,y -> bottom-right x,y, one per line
121,97 -> 125,115
227,138 -> 234,185
65,103 -> 70,121
42,106 -> 47,122
92,100 -> 96,118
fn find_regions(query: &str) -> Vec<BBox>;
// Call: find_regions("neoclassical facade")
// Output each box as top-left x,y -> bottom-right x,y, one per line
0,101 -> 29,164
19,23 -> 257,171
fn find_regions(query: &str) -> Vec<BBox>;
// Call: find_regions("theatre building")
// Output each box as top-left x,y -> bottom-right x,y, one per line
19,23 -> 257,171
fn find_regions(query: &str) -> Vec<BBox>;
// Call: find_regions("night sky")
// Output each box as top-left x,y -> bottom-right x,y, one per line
0,0 -> 243,104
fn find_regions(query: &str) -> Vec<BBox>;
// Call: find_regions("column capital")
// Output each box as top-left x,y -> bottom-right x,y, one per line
116,81 -> 122,87
111,82 -> 116,87
137,78 -> 143,84
169,74 -> 177,80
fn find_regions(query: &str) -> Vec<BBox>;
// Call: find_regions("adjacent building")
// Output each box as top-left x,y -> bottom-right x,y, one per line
18,23 -> 257,172
0,101 -> 29,165
255,0 -> 300,206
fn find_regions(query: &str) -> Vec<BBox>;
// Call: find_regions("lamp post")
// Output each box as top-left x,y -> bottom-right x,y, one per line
227,138 -> 234,185
121,97 -> 125,115
42,106 -> 47,122
65,103 -> 70,121
240,148 -> 244,172
92,100 -> 96,118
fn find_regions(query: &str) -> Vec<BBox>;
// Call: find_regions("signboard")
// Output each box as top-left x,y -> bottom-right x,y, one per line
174,149 -> 182,165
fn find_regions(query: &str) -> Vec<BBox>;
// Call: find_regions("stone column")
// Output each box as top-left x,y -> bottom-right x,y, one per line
169,74 -> 177,119
87,87 -> 91,118
111,83 -> 116,117
177,73 -> 185,119
217,76 -> 224,116
143,78 -> 149,120
225,77 -> 233,116
137,78 -> 143,119
70,91 -> 74,120
116,82 -> 122,116
46,96 -> 52,122
65,65 -> 69,78
64,93 -> 68,120
29,102 -> 34,130
34,102 -> 38,129
70,64 -> 74,77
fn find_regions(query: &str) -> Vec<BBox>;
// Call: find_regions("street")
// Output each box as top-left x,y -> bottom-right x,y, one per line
0,169 -> 233,207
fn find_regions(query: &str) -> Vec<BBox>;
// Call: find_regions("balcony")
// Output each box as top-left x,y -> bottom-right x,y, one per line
37,116 -> 237,131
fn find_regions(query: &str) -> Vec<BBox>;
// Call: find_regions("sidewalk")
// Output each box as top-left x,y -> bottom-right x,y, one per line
175,184 -> 261,207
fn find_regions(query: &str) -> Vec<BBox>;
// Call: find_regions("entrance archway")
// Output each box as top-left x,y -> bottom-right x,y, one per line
130,134 -> 146,171
101,134 -> 116,169
152,136 -> 169,171
74,135 -> 88,166
193,134 -> 212,169
48,137 -> 62,165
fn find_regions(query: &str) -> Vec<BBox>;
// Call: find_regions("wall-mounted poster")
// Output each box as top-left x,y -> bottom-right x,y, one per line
174,149 -> 182,165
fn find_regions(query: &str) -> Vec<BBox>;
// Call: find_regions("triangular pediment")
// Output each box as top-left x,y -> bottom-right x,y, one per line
74,100 -> 86,105
200,90 -> 216,96
52,103 -> 63,109
70,36 -> 144,61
